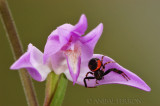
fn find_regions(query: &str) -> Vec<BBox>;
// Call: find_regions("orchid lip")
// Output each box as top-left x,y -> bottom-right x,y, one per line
64,41 -> 81,84
64,54 -> 151,92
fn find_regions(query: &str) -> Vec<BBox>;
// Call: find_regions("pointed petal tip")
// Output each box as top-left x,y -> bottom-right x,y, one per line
80,14 -> 87,20
145,86 -> 151,92
90,23 -> 103,36
73,14 -> 88,35
72,81 -> 76,85
146,89 -> 151,92
10,61 -> 22,70
129,83 -> 151,92
139,82 -> 151,92
122,82 -> 151,92
97,23 -> 103,35
10,64 -> 16,70
70,72 -> 79,85
98,23 -> 103,30
79,14 -> 87,26
27,43 -> 33,51
72,76 -> 78,85
28,43 -> 33,47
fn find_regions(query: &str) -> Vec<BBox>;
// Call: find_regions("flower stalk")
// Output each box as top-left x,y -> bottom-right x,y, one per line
50,74 -> 68,106
43,72 -> 59,106
0,0 -> 39,105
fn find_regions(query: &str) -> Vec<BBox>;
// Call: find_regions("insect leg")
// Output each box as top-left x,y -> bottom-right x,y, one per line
104,68 -> 130,81
101,61 -> 116,71
101,55 -> 105,63
84,77 -> 96,88
86,72 -> 94,77
103,61 -> 116,66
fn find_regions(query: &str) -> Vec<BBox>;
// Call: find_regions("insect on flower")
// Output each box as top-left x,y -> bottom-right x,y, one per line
64,54 -> 151,92
84,56 -> 130,88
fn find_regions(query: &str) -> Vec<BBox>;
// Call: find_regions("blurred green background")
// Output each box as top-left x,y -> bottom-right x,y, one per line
0,0 -> 159,106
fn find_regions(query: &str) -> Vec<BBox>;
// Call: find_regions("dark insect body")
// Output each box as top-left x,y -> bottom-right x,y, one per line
84,56 -> 130,88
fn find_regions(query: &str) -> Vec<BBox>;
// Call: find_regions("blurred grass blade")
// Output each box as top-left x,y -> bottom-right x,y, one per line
0,0 -> 39,105
50,74 -> 68,106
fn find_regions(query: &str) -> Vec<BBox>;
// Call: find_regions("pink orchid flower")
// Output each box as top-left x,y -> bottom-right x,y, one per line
10,14 -> 150,92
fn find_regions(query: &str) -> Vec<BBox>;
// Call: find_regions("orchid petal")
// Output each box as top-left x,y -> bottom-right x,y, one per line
73,14 -> 88,35
81,23 -> 103,48
10,52 -> 31,69
44,24 -> 74,63
57,25 -> 73,45
80,43 -> 93,62
10,44 -> 51,81
50,51 -> 67,75
80,23 -> 103,61
43,30 -> 62,63
64,54 -> 151,92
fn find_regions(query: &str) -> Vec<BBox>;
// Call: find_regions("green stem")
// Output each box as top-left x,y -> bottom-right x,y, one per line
50,74 -> 68,106
43,72 -> 59,106
0,0 -> 39,106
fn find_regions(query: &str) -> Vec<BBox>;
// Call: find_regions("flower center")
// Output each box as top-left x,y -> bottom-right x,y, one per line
64,41 -> 81,74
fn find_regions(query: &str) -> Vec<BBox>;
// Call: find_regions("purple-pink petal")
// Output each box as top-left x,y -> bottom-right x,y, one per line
80,23 -> 103,61
80,43 -> 93,61
73,14 -> 88,35
50,51 -> 67,75
81,23 -> 103,49
64,54 -> 151,92
10,44 -> 51,81
57,24 -> 73,46
43,31 -> 62,63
